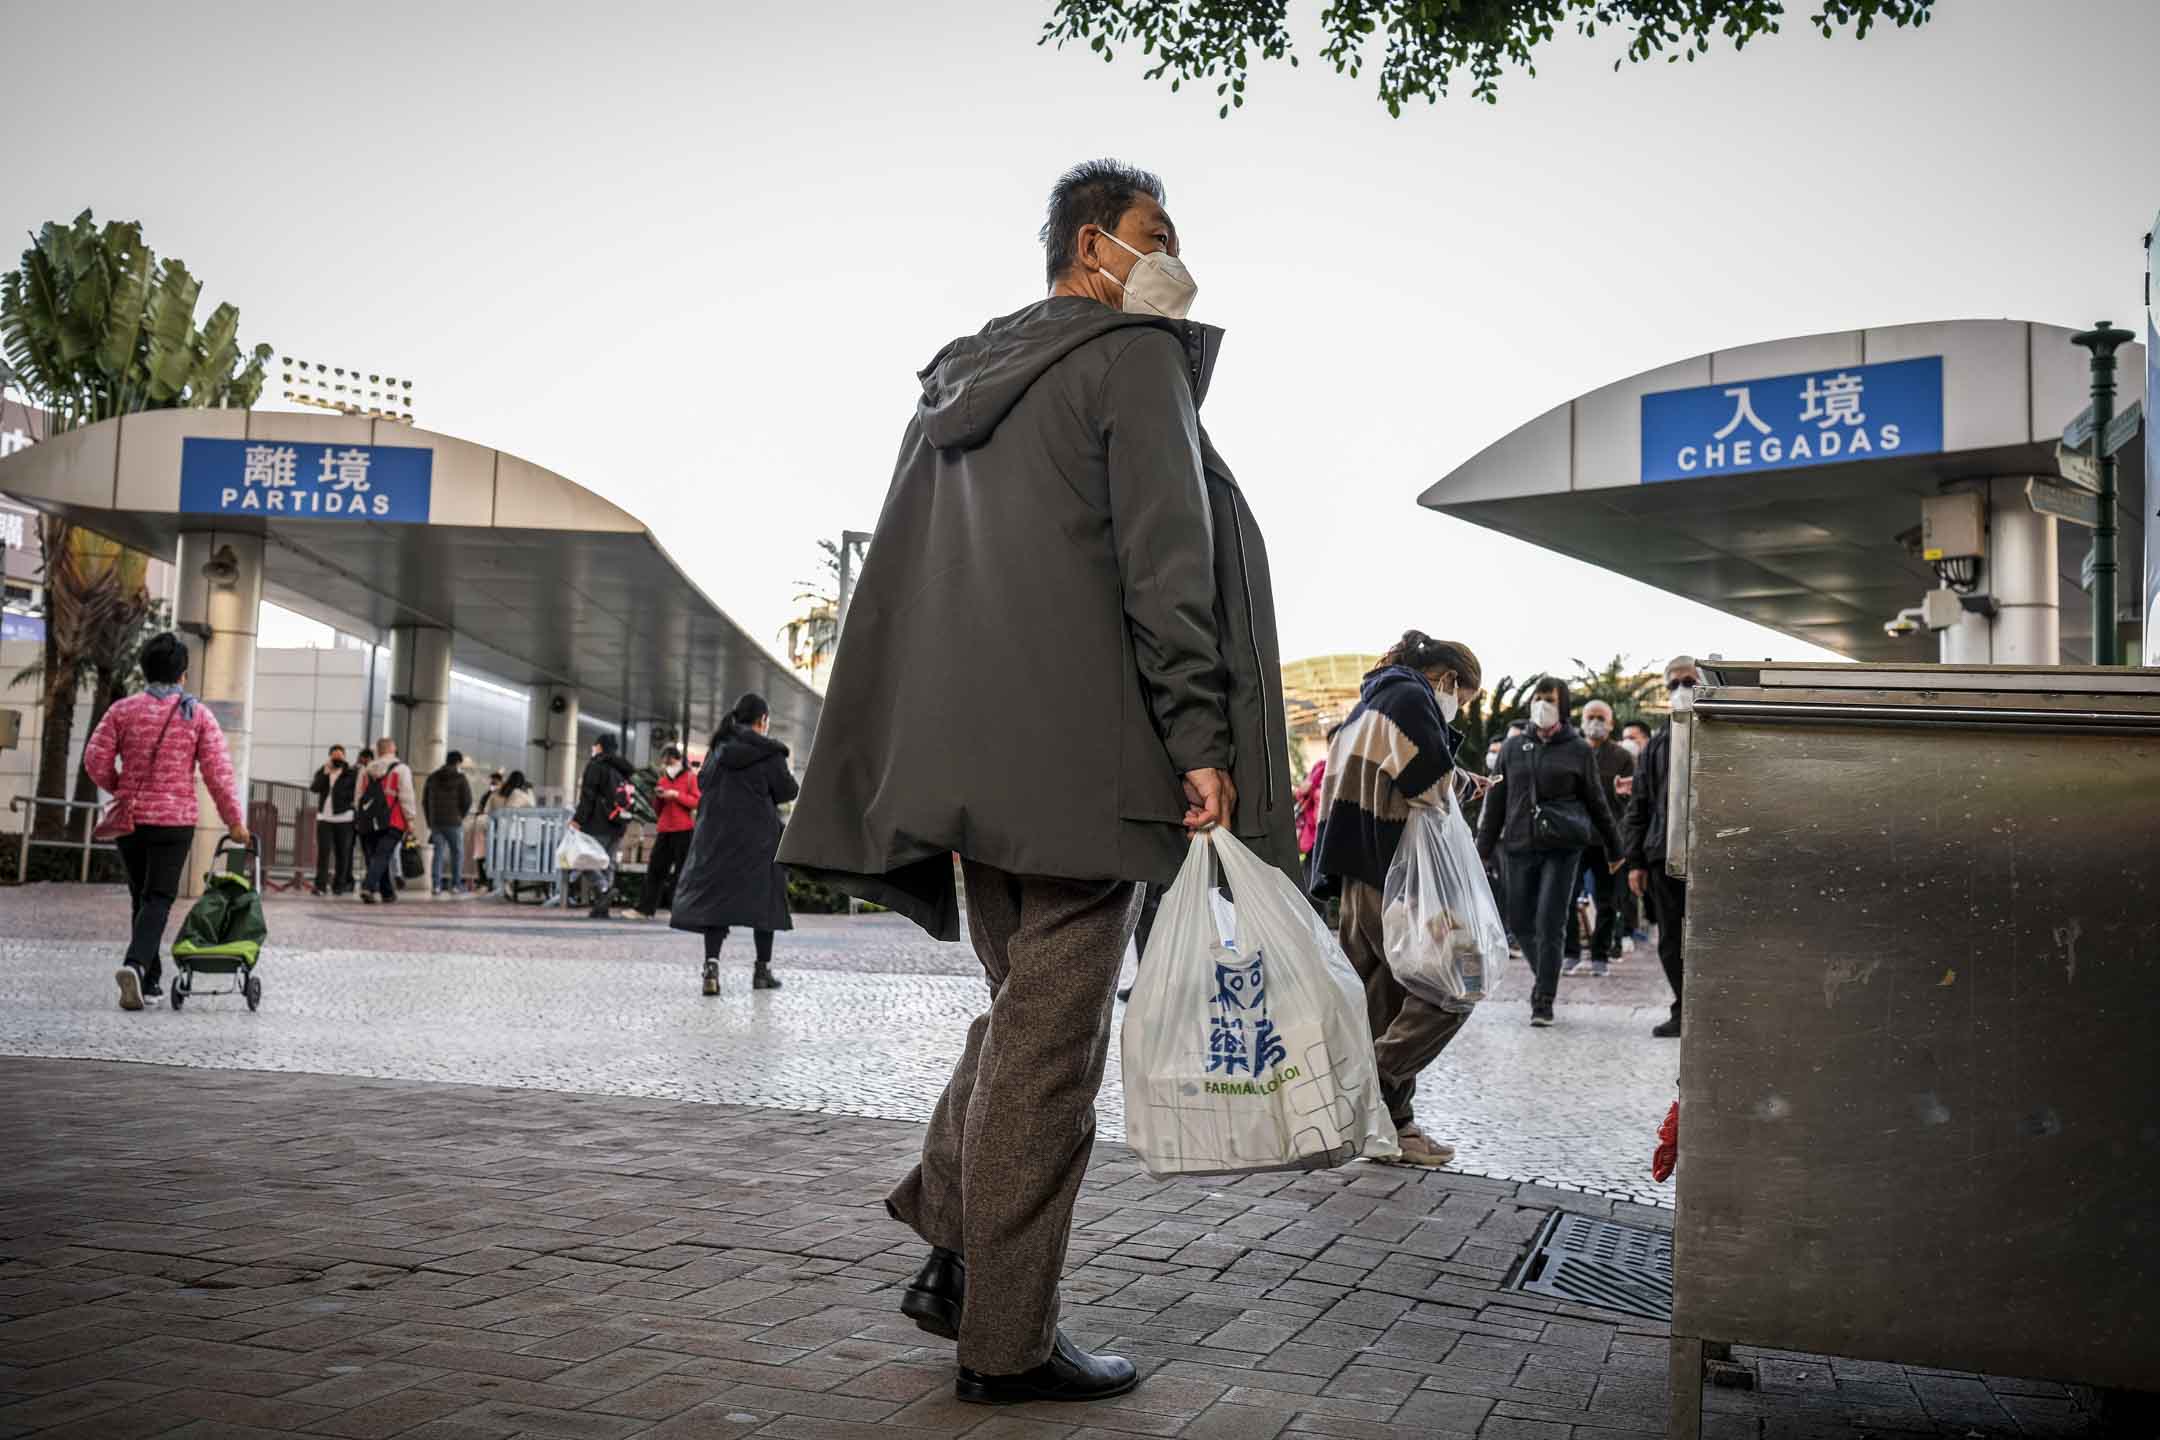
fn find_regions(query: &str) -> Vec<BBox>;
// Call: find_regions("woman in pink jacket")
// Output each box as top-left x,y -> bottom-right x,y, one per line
83,633 -> 250,1010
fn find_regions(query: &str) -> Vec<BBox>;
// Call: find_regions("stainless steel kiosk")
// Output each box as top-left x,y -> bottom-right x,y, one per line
1665,663 -> 2160,1437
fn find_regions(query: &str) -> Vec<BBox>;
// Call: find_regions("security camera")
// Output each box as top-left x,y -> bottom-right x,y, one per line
200,544 -> 240,587
1884,611 -> 1922,639
550,695 -> 568,715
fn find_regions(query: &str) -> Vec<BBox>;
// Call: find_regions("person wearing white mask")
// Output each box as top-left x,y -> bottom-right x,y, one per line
1476,678 -> 1624,1026
777,158 -> 1293,1408
635,745 -> 700,920
1312,632 -> 1488,1168
1561,700 -> 1635,978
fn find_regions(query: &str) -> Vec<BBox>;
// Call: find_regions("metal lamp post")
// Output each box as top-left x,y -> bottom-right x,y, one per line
2070,322 -> 2135,665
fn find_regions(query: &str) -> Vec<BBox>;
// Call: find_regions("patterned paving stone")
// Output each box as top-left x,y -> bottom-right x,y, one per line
0,1057 -> 2113,1439
0,888 -> 1677,1205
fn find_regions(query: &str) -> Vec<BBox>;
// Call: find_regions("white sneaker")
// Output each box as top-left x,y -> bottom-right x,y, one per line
115,966 -> 143,1011
1385,1124 -> 1456,1167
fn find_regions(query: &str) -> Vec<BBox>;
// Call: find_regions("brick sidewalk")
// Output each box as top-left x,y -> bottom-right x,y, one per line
0,1059 -> 2099,1439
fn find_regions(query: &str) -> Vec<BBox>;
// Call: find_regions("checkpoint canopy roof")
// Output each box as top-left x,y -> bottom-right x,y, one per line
1419,320 -> 2147,663
0,409 -> 822,750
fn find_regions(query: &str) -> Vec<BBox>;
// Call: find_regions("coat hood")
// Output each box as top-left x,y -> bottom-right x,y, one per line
917,296 -> 1222,450
715,729 -> 789,772
366,756 -> 404,781
1358,664 -> 1433,707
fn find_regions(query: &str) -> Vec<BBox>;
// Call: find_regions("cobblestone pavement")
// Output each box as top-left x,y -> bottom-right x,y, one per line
0,1058 -> 2106,1439
0,887 -> 1677,1205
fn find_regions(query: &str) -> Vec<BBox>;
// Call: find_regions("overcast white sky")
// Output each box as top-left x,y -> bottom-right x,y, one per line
9,1 -> 2157,685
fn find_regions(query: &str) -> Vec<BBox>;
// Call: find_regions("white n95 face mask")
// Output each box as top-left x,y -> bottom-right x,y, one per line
1098,230 -> 1198,319
1439,690 -> 1460,724
1530,700 -> 1559,729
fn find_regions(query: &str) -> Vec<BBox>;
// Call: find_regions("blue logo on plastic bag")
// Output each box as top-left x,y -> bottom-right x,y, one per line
1207,950 -> 1288,1077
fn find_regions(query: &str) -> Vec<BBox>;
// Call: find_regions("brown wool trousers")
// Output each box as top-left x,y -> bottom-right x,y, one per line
886,860 -> 1142,1374
1339,877 -> 1472,1131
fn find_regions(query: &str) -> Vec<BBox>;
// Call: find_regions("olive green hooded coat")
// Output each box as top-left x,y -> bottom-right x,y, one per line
779,296 -> 1298,941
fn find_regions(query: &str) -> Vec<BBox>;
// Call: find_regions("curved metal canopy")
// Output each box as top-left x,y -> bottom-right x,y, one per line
1420,320 -> 2145,663
0,408 -> 822,751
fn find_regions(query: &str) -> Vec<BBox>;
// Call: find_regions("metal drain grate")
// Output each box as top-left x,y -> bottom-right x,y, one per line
1509,1211 -> 1673,1321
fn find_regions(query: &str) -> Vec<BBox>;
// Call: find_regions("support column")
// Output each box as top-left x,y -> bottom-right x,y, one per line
1939,607 -> 1990,665
173,531 -> 263,895
528,686 -> 579,806
1988,476 -> 2059,666
387,624 -> 452,777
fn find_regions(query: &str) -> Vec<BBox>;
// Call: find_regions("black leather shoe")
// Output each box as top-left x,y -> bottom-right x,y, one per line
956,1329 -> 1138,1406
1653,1015 -> 1683,1038
900,1247 -> 963,1340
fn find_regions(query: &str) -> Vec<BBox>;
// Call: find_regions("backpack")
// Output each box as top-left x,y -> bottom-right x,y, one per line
607,775 -> 638,825
355,770 -> 396,836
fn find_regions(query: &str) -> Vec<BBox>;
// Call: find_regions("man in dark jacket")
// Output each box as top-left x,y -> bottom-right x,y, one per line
1563,700 -> 1635,978
310,745 -> 358,895
779,160 -> 1294,1408
422,751 -> 475,897
1477,679 -> 1623,1025
1624,656 -> 1700,1037
570,734 -> 636,920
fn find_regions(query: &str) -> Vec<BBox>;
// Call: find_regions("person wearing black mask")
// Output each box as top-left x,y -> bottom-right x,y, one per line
567,733 -> 636,919
1616,721 -> 1654,945
1624,655 -> 1700,1037
1477,678 -> 1622,1027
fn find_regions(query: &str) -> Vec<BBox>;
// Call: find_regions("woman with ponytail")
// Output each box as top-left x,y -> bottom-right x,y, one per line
1311,630 -> 1485,1168
670,692 -> 799,994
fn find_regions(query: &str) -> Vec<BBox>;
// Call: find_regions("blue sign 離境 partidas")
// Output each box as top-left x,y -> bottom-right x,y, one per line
178,438 -> 432,522
1640,356 -> 1944,484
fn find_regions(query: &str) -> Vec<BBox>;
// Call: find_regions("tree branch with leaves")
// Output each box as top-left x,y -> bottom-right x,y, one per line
2,209 -> 272,835
1042,0 -> 1934,117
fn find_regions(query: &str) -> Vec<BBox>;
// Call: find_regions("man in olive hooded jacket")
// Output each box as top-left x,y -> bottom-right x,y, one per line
781,160 -> 1297,1406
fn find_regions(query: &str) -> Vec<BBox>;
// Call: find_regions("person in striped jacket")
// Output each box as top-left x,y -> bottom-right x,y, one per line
83,632 -> 250,1010
1311,632 -> 1484,1168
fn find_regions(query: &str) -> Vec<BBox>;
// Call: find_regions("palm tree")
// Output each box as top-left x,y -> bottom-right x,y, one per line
2,210 -> 271,837
1570,654 -> 1665,727
1458,673 -> 1534,765
778,539 -> 848,686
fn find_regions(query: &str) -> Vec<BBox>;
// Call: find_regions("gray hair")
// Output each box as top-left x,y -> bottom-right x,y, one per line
1040,158 -> 1166,288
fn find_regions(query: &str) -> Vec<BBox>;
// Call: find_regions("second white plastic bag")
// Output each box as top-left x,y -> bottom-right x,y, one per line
1381,798 -> 1509,1011
1122,829 -> 1399,1179
555,828 -> 612,873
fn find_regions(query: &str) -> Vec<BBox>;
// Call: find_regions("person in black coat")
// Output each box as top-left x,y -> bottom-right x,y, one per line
569,732 -> 637,919
1476,677 -> 1622,1027
670,692 -> 800,995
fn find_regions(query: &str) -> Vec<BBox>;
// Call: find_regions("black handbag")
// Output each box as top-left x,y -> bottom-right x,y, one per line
1529,743 -> 1595,850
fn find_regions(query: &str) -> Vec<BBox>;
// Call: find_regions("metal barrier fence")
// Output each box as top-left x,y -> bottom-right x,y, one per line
7,796 -> 115,883
487,807 -> 572,906
249,779 -> 317,892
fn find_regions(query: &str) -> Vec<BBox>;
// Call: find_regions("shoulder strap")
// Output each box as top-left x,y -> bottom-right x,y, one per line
129,697 -> 186,795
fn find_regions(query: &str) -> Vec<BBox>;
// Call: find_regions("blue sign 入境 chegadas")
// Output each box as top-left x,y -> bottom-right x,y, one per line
178,438 -> 433,522
1640,355 -> 1943,484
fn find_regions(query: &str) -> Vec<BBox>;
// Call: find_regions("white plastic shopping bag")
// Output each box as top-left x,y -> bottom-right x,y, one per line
1122,830 -> 1399,1178
1382,799 -> 1509,1011
555,828 -> 612,873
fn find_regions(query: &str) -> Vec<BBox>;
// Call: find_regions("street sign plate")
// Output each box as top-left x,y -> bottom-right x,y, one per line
178,438 -> 433,523
2026,476 -> 2101,528
2102,399 -> 2141,456
2056,442 -> 2101,492
1639,356 -> 1943,483
2063,402 -> 2097,451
